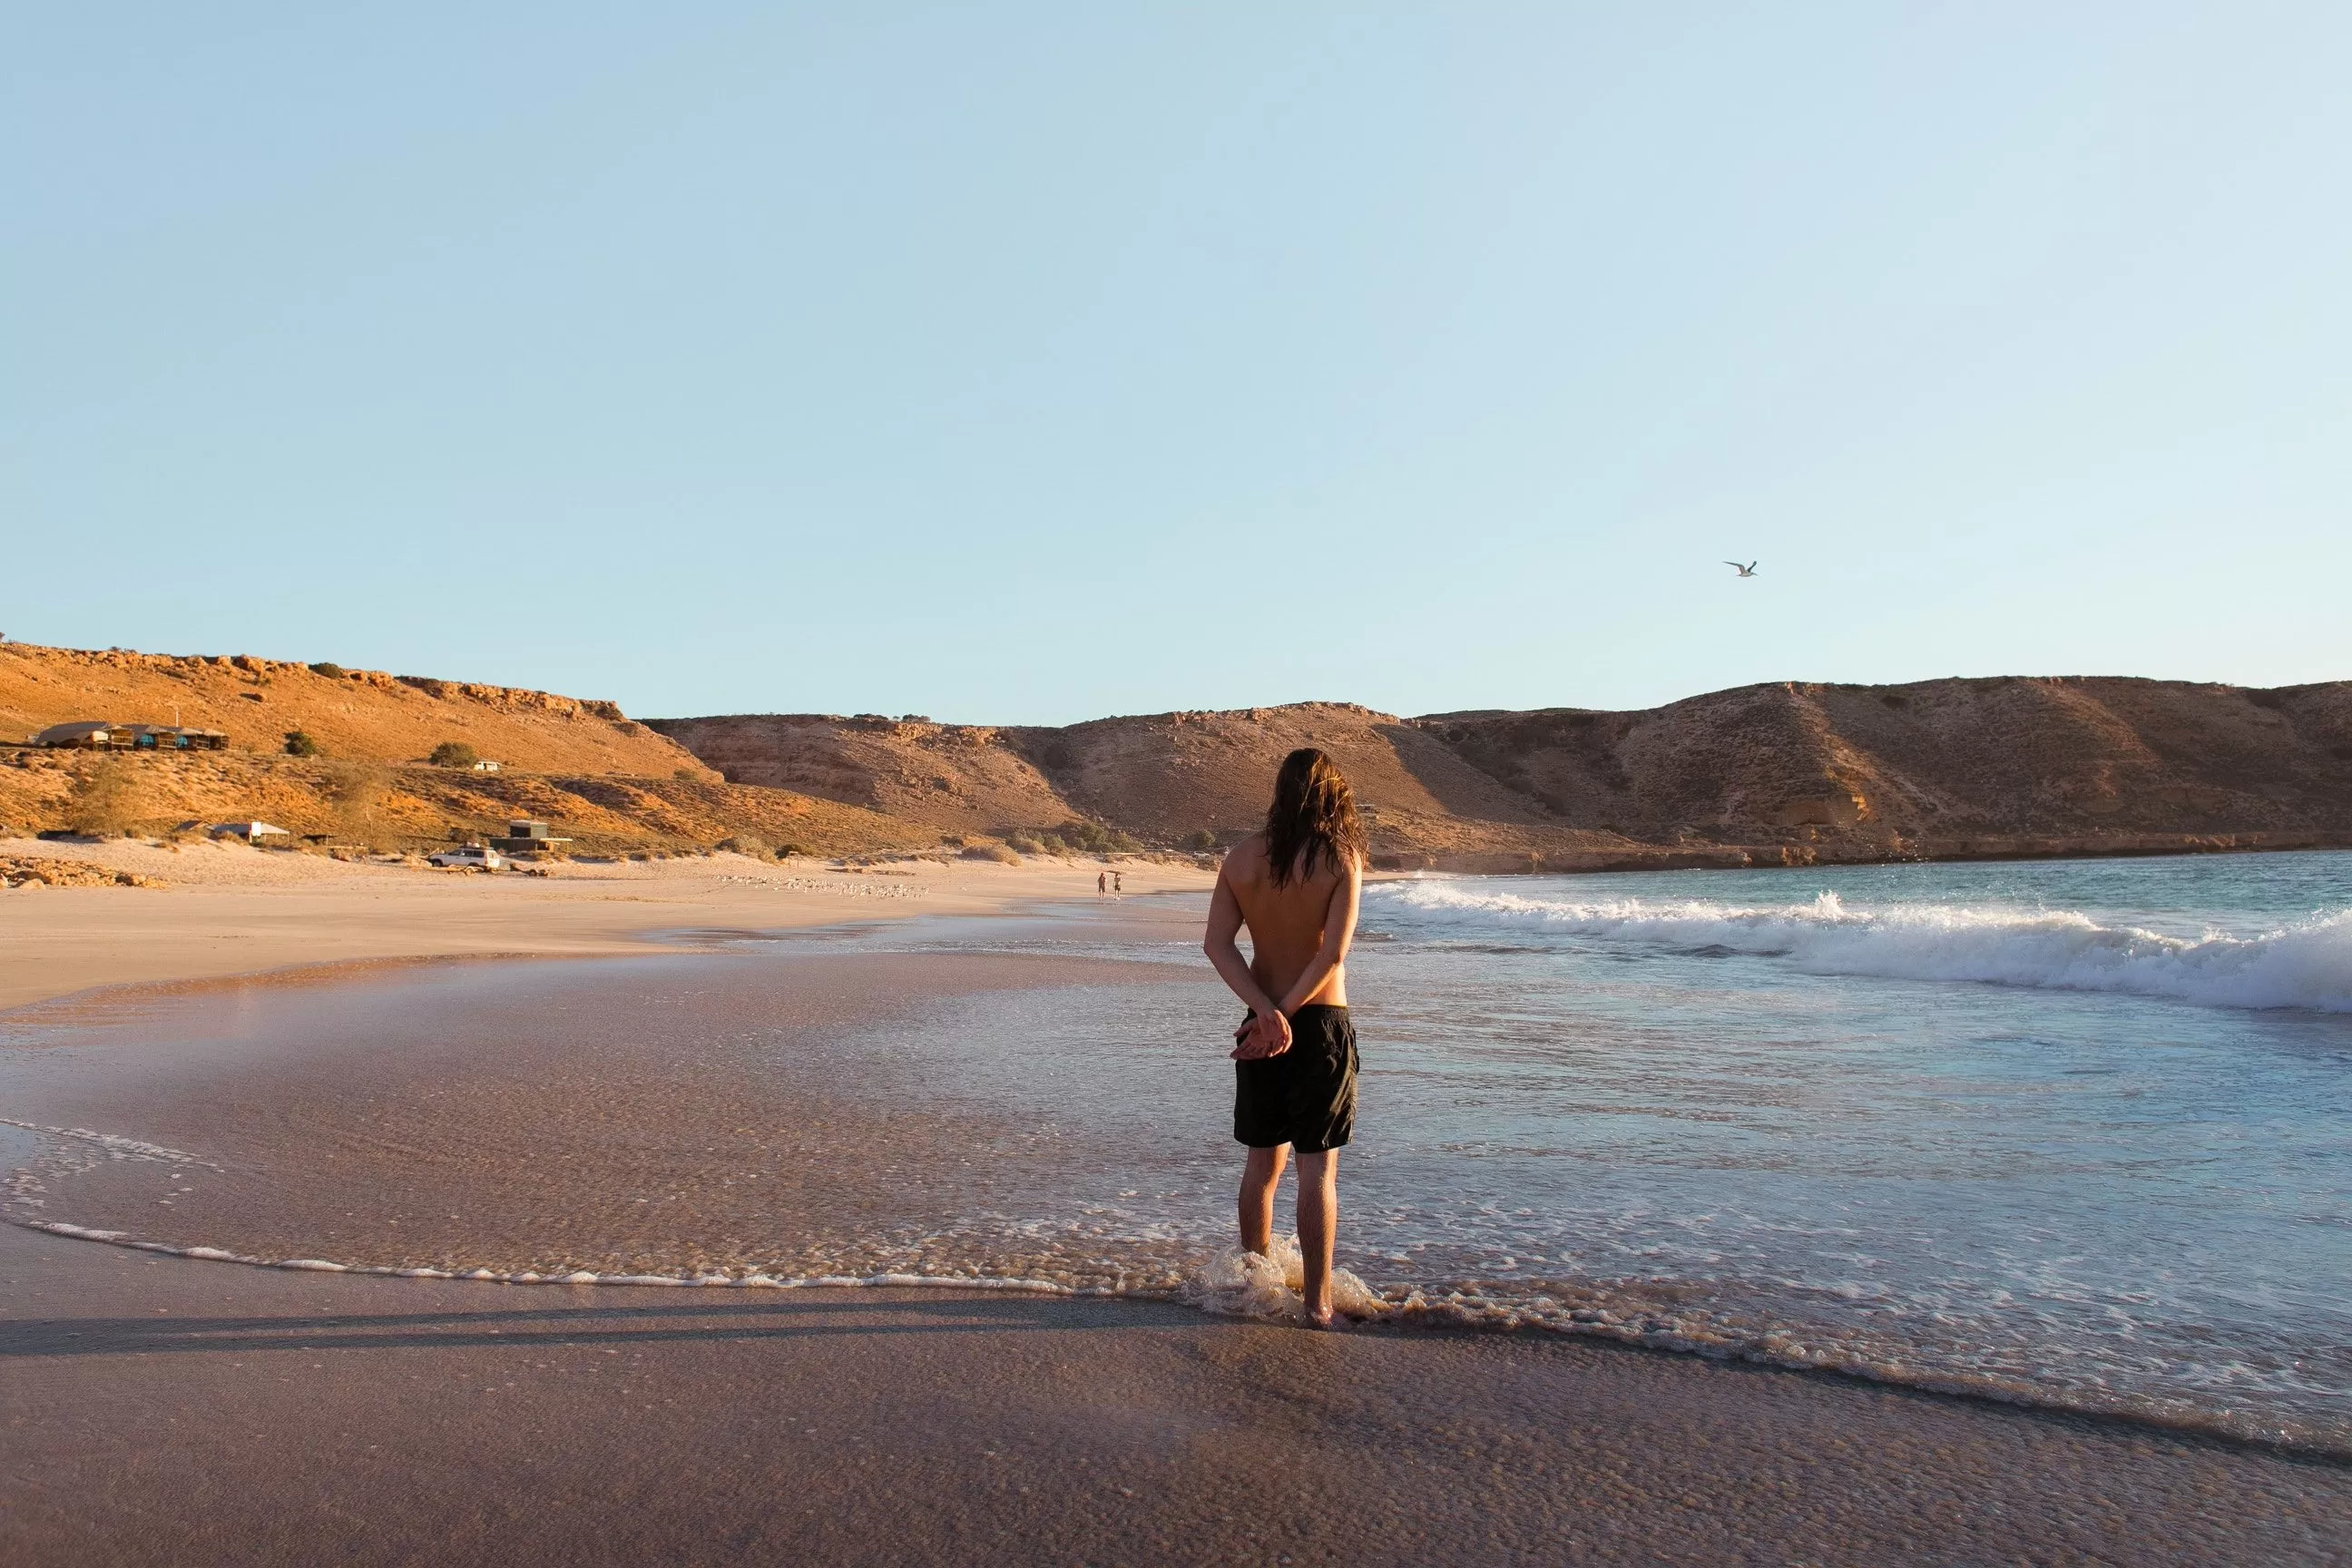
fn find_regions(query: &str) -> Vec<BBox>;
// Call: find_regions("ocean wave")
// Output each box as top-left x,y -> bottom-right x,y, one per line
1366,882 -> 2352,1012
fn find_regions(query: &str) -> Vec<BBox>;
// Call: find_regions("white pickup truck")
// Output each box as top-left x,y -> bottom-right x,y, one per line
427,845 -> 506,872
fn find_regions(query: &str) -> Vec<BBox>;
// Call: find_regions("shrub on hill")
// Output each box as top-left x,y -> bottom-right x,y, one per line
66,756 -> 142,837
1006,820 -> 1140,856
1058,818 -> 1140,854
428,740 -> 479,768
308,662 -> 346,679
1185,828 -> 1218,850
283,730 -> 320,757
320,760 -> 391,848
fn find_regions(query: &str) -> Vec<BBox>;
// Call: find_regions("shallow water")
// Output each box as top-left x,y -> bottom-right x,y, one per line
5,851 -> 2348,1453
854,851 -> 2352,1450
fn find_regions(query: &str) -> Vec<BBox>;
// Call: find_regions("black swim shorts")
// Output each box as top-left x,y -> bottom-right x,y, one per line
1233,1004 -> 1357,1153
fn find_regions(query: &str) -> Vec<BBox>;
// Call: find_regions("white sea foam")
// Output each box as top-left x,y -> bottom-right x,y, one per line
9,1209 -> 2342,1455
1181,1236 -> 1385,1323
0,1119 -> 219,1168
1368,882 -> 2352,1012
10,1219 -> 1085,1297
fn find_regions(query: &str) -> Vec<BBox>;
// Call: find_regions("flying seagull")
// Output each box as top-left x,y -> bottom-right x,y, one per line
1724,561 -> 1759,578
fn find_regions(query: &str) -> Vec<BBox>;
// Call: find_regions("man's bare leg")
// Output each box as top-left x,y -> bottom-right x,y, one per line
1296,1149 -> 1338,1327
1239,1144 -> 1288,1257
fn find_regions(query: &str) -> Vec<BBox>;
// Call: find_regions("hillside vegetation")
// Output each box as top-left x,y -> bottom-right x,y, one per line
0,643 -> 922,857
1,643 -> 704,775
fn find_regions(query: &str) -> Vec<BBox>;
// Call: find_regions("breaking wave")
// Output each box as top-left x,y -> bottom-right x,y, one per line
1367,882 -> 2352,1013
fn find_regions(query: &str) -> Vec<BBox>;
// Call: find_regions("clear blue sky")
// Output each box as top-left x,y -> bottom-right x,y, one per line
5,6 -> 2347,723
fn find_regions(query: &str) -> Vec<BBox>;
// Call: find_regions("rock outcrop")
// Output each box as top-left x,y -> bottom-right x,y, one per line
0,855 -> 158,887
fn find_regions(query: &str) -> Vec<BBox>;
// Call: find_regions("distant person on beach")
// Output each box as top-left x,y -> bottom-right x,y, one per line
1202,747 -> 1366,1328
1112,871 -> 1123,895
1097,869 -> 1109,896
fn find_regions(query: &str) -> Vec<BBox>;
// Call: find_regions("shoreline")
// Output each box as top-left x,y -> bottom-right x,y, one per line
4,903 -> 2347,1468
5,1213 -> 2344,1564
9,832 -> 2347,1019
13,1200 -> 2344,1467
5,851 -> 2348,1561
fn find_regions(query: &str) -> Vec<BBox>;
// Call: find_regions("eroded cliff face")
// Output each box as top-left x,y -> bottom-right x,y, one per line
654,678 -> 2352,869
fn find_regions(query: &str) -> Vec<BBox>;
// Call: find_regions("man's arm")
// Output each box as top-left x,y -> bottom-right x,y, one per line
1203,862 -> 1293,1058
1274,856 -> 1362,1015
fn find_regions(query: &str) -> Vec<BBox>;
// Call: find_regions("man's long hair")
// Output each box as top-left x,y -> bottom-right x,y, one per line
1264,748 -> 1367,888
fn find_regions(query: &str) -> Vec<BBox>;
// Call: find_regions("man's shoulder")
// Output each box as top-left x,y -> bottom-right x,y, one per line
1220,833 -> 1270,877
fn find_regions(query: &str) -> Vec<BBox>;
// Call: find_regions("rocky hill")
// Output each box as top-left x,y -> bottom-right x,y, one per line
0,643 -> 925,858
0,642 -> 707,776
8,642 -> 2346,869
653,677 -> 2352,870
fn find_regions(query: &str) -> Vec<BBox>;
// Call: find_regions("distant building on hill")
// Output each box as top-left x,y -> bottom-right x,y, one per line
120,724 -> 230,750
32,721 -> 117,748
30,720 -> 228,751
488,818 -> 570,855
211,820 -> 291,843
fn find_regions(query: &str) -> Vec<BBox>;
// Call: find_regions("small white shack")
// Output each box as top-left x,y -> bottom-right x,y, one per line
211,821 -> 292,844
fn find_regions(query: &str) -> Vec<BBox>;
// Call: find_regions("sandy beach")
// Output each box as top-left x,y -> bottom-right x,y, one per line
0,836 -> 1214,1014
4,848 -> 2347,1565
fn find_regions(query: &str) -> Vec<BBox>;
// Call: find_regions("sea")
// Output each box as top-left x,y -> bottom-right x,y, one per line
842,849 -> 2352,1454
5,849 -> 2348,1455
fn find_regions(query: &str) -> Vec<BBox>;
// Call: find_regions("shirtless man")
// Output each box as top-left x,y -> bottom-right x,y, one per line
1202,747 -> 1367,1328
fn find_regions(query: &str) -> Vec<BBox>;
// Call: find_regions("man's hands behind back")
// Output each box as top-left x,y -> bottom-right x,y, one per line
1230,1008 -> 1294,1061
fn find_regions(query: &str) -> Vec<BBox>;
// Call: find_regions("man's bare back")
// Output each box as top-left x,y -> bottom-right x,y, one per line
1205,832 -> 1360,1058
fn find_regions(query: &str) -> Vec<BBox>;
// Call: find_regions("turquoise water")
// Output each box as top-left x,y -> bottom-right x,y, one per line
878,851 -> 2352,1451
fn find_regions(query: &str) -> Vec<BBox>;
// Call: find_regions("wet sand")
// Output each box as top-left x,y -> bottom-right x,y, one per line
3,891 -> 2348,1563
6,1220 -> 2347,1566
4,949 -> 1223,1289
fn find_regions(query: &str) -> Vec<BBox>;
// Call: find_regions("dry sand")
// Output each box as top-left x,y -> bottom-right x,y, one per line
0,836 -> 1211,1013
2,844 -> 2347,1565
